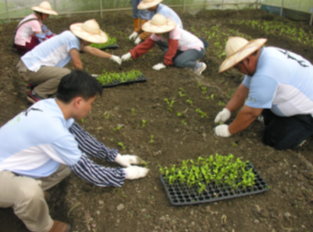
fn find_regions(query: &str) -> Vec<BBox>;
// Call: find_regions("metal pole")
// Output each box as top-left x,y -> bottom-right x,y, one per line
100,0 -> 103,18
4,0 -> 9,21
222,0 -> 224,9
280,0 -> 284,16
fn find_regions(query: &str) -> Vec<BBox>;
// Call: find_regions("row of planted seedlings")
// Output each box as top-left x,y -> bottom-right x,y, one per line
232,19 -> 313,48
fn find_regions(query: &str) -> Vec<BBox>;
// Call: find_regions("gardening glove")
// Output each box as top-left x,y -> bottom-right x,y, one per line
128,31 -> 138,41
115,154 -> 140,167
124,166 -> 149,180
121,52 -> 132,62
134,37 -> 142,45
152,63 -> 166,71
214,124 -> 231,137
110,55 -> 122,65
214,108 -> 231,124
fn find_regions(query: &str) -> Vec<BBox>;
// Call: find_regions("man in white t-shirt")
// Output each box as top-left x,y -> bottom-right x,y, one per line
0,70 -> 148,232
17,19 -> 121,103
214,36 -> 313,149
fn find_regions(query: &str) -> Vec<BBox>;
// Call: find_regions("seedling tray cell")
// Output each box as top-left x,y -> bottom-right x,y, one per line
101,75 -> 147,88
99,44 -> 119,50
160,163 -> 269,206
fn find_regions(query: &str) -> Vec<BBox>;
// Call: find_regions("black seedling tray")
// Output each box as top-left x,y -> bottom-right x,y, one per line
160,163 -> 269,206
101,75 -> 147,88
100,44 -> 119,50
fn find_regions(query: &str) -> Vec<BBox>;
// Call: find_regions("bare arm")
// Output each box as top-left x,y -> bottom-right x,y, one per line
82,45 -> 112,59
225,84 -> 249,112
228,105 -> 263,134
69,49 -> 84,70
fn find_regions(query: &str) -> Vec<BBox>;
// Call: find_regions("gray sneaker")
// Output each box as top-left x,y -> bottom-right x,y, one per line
194,62 -> 207,75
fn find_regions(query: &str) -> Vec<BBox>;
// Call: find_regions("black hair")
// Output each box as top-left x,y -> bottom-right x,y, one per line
56,70 -> 103,103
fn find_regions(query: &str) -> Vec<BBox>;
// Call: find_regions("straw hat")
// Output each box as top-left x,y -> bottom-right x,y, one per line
142,14 -> 176,34
70,19 -> 108,44
32,1 -> 58,15
219,36 -> 267,73
138,0 -> 163,10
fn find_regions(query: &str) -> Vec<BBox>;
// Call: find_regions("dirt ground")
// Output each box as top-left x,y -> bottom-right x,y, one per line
0,8 -> 313,232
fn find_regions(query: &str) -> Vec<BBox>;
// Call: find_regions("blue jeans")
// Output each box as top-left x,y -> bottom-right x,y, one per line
174,49 -> 205,68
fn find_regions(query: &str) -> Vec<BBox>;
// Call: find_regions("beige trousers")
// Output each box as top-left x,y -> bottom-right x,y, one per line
17,60 -> 71,98
0,165 -> 71,232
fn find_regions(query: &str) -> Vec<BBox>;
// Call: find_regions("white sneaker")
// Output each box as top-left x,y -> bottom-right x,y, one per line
194,62 -> 207,75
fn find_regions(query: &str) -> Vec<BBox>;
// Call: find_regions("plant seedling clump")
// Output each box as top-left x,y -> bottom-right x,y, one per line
90,37 -> 117,49
159,154 -> 255,194
96,70 -> 143,85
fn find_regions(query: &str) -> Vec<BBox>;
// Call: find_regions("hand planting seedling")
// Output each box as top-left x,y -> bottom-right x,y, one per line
96,70 -> 144,87
159,153 -> 256,194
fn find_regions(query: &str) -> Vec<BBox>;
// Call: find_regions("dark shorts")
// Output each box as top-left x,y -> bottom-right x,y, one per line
262,109 -> 313,150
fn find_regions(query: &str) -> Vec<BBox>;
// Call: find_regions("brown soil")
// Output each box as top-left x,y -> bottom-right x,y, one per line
0,9 -> 313,232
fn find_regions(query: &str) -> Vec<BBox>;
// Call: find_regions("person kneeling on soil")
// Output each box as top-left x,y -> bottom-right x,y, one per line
0,70 -> 148,232
121,14 -> 207,75
14,1 -> 58,55
214,36 -> 313,150
17,19 -> 122,103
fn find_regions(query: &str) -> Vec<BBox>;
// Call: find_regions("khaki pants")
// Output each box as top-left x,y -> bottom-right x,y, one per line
17,61 -> 71,98
0,165 -> 71,232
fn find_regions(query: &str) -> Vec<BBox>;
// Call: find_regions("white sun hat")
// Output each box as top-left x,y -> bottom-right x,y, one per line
31,1 -> 58,15
70,19 -> 108,44
142,14 -> 176,34
138,0 -> 163,10
219,36 -> 267,73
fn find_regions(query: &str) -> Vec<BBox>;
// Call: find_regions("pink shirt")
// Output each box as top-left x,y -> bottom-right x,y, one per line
150,26 -> 204,51
14,14 -> 42,46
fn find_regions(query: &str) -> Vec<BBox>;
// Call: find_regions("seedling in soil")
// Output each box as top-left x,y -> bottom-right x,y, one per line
176,112 -> 185,118
177,88 -> 187,97
195,108 -> 208,118
181,119 -> 188,126
185,98 -> 193,106
164,98 -> 176,111
199,85 -> 208,95
205,93 -> 215,100
103,111 -> 112,119
149,134 -> 155,144
140,119 -> 148,128
130,108 -> 137,115
113,124 -> 124,131
159,154 -> 256,194
218,101 -> 225,107
90,37 -> 117,49
117,141 -> 126,150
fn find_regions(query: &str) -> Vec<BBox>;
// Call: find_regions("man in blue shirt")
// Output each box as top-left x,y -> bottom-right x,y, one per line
214,36 -> 313,149
17,19 -> 122,103
0,70 -> 148,232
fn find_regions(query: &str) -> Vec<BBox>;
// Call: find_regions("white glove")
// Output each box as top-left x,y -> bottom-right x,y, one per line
152,63 -> 166,71
214,108 -> 231,124
110,55 -> 122,65
134,37 -> 142,45
214,124 -> 231,137
115,154 -> 140,167
124,166 -> 149,180
128,31 -> 138,40
121,52 -> 132,61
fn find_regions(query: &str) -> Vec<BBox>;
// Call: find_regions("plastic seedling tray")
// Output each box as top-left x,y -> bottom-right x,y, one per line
99,44 -> 119,50
101,75 -> 147,88
160,163 -> 269,206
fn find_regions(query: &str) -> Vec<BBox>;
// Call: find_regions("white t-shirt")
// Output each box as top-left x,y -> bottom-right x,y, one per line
0,99 -> 82,178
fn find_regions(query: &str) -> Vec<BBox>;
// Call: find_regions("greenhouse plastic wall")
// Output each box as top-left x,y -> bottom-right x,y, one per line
0,0 -> 260,20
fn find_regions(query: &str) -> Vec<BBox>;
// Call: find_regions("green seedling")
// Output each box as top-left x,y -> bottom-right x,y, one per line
177,88 -> 186,97
97,70 -> 143,85
113,124 -> 124,131
160,153 -> 256,194
218,101 -> 225,106
140,119 -> 148,128
117,141 -> 126,150
103,111 -> 112,119
200,86 -> 208,95
195,108 -> 208,118
130,108 -> 137,115
164,98 -> 176,111
181,119 -> 188,126
185,98 -> 193,106
176,112 -> 185,118
90,37 -> 117,49
149,134 -> 155,144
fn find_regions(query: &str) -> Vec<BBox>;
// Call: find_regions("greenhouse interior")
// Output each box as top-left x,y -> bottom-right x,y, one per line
0,0 -> 312,232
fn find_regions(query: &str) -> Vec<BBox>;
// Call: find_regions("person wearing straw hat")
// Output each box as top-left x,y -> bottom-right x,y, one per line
14,1 -> 58,55
128,0 -> 154,44
121,14 -> 206,75
214,36 -> 313,149
0,70 -> 148,232
17,19 -> 122,103
132,0 -> 183,44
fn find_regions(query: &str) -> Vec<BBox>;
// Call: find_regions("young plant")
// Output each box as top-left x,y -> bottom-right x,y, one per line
96,70 -> 143,85
117,141 -> 126,150
148,134 -> 155,144
90,37 -> 117,49
113,124 -> 124,131
195,108 -> 208,118
140,119 -> 148,128
164,98 -> 176,112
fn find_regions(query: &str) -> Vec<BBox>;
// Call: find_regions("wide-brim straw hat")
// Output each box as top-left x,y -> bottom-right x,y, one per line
219,36 -> 267,73
32,1 -> 58,15
70,19 -> 108,44
142,14 -> 176,34
138,0 -> 163,10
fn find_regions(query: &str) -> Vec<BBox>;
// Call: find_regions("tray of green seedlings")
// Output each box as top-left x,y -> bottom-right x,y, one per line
90,37 -> 119,50
96,70 -> 146,88
159,154 -> 269,206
